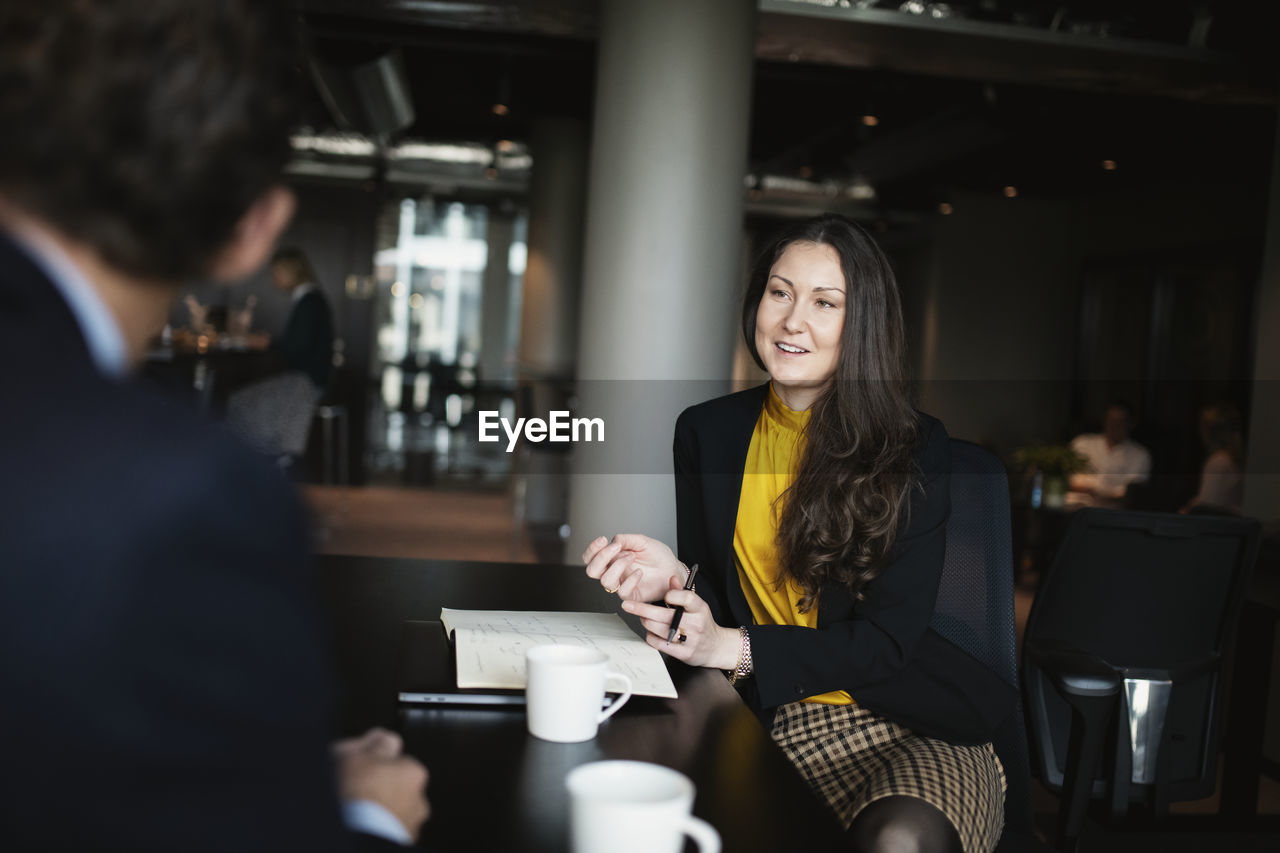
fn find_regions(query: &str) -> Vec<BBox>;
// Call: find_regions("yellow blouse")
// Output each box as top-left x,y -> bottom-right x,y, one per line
733,383 -> 852,705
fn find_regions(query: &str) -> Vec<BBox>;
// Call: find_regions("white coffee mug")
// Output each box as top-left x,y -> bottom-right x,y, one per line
566,761 -> 721,853
526,645 -> 632,743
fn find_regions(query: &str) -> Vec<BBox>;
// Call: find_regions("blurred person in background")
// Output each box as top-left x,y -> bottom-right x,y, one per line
1183,402 -> 1245,514
268,245 -> 334,393
223,244 -> 335,461
584,214 -> 1013,853
0,1 -> 426,849
1068,400 -> 1152,507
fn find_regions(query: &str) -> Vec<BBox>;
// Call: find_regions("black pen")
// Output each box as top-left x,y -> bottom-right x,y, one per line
666,563 -> 700,644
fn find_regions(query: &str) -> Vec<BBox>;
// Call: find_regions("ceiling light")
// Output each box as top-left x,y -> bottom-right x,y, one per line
492,103 -> 509,116
847,174 -> 877,201
761,175 -> 813,192
900,0 -> 954,17
496,139 -> 516,153
391,141 -> 493,165
939,203 -> 953,215
1003,186 -> 1018,198
290,133 -> 376,157
1102,159 -> 1117,171
500,154 -> 532,170
862,115 -> 880,127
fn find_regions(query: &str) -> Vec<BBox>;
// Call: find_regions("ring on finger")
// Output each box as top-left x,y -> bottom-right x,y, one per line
677,630 -> 688,643
604,585 -> 620,594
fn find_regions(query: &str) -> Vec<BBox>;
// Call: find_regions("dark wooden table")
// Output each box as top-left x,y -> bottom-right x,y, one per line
314,555 -> 845,852
142,346 -> 278,414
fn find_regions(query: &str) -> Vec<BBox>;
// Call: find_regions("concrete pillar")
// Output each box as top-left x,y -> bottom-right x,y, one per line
566,0 -> 756,555
518,118 -> 589,379
516,119 -> 589,530
1244,105 -> 1280,522
478,209 -> 516,383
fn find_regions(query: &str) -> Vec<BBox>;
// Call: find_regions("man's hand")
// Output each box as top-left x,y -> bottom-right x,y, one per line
334,728 -> 430,842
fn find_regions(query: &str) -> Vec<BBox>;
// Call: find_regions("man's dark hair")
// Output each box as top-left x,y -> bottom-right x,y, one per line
0,0 -> 302,281
270,246 -> 318,286
1105,399 -> 1137,422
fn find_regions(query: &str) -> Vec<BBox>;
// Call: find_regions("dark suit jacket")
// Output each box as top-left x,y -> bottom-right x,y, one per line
274,287 -> 333,390
0,232 -> 397,851
674,384 -> 1016,745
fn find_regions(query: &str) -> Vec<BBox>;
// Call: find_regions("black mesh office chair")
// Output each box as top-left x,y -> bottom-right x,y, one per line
932,439 -> 1048,852
1021,509 -> 1260,852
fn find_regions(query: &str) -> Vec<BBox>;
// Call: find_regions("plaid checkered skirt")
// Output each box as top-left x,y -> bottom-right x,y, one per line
770,701 -> 1007,853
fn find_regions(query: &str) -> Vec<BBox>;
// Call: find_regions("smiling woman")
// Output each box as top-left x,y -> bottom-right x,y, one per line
582,213 -> 1012,853
752,241 -> 846,411
740,215 -> 921,614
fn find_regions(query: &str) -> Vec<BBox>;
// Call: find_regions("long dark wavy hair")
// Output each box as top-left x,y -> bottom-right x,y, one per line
742,213 -> 919,610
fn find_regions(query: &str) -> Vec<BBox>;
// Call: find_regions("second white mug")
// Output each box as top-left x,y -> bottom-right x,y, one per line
566,760 -> 721,853
525,644 -> 632,743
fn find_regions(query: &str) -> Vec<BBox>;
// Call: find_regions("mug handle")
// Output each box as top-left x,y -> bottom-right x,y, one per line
596,672 -> 632,723
680,815 -> 721,853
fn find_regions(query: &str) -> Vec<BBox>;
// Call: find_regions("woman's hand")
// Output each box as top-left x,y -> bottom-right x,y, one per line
621,576 -> 741,671
582,533 -> 686,602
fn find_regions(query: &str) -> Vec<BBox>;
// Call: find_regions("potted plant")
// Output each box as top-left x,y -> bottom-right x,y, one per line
1013,444 -> 1089,509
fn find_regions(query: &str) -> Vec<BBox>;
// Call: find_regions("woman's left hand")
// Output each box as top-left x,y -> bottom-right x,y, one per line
621,576 -> 741,671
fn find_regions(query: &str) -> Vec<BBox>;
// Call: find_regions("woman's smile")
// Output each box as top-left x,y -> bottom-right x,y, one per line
754,240 -> 846,410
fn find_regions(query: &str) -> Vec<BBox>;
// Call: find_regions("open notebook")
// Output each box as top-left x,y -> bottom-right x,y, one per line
440,608 -> 679,699
397,621 -> 527,706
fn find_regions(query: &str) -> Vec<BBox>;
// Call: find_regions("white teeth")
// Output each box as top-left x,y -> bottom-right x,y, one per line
777,343 -> 805,353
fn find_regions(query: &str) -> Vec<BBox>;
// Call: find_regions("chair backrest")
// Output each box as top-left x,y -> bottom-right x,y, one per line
1030,509 -> 1257,669
1023,508 -> 1259,798
226,371 -> 319,458
930,439 -> 1036,837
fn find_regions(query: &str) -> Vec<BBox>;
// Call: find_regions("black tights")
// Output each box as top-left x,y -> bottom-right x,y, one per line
847,796 -> 964,853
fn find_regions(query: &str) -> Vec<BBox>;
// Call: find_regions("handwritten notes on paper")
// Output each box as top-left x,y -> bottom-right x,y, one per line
439,608 -> 678,699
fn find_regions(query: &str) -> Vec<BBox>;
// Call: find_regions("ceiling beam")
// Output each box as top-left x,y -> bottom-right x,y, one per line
756,1 -> 1275,106
300,0 -> 1276,105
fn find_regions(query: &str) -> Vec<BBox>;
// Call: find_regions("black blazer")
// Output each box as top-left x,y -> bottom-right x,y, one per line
274,287 -> 334,389
674,384 -> 1016,745
0,232 -> 396,851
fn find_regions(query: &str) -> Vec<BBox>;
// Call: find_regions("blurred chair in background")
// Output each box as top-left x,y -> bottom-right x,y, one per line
226,371 -> 319,468
934,439 -> 1050,852
1022,509 -> 1260,851
313,364 -> 351,485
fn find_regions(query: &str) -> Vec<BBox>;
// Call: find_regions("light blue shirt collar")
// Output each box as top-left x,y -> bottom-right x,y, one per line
9,226 -> 129,379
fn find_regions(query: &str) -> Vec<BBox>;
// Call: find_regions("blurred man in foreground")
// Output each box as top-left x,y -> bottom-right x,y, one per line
0,2 -> 427,849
